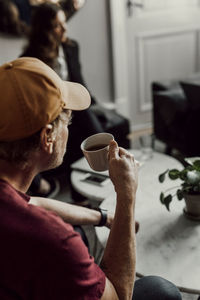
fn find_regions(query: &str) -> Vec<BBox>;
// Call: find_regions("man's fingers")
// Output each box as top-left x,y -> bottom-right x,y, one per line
108,140 -> 119,160
119,147 -> 130,157
119,148 -> 135,163
109,143 -> 139,167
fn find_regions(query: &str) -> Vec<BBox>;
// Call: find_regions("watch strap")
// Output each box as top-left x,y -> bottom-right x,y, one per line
95,208 -> 108,227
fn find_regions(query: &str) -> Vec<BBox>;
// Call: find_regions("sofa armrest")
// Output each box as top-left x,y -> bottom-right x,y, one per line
152,88 -> 189,145
153,88 -> 188,124
152,79 -> 200,156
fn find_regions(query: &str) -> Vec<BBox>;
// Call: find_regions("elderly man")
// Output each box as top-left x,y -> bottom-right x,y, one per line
0,57 -> 182,299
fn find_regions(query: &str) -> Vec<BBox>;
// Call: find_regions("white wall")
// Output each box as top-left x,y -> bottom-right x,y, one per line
65,0 -> 113,103
0,35 -> 26,65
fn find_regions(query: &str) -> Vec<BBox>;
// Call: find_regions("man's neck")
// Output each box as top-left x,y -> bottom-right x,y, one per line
0,160 -> 36,193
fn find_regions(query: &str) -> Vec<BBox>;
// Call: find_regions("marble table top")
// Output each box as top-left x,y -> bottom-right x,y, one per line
94,152 -> 200,290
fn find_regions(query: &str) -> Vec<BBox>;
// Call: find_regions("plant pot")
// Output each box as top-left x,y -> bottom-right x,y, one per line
184,193 -> 200,220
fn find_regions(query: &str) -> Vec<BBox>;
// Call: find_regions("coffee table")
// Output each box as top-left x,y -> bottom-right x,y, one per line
94,152 -> 200,291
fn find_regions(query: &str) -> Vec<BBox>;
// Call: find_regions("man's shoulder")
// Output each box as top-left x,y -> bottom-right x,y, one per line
0,179 -> 75,248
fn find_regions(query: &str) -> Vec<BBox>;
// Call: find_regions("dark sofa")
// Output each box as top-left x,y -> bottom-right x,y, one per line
152,77 -> 200,157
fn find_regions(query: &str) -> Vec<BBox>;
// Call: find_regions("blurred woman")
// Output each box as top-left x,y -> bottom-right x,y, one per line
22,3 -> 86,84
22,2 -> 103,202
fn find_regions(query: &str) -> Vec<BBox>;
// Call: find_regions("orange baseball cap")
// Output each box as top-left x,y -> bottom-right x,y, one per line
0,57 -> 91,141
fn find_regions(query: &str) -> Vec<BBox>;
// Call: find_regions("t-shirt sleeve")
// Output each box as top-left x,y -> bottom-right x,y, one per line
59,227 -> 106,300
30,208 -> 106,300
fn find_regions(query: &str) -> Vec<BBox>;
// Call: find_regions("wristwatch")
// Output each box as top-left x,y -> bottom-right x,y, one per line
95,208 -> 108,227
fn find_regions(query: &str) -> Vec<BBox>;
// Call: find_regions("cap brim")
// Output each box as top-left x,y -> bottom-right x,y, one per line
61,81 -> 91,111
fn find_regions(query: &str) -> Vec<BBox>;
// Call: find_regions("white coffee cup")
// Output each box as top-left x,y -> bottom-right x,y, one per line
80,133 -> 114,171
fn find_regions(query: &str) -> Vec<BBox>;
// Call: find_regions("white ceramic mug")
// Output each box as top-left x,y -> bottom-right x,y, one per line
80,133 -> 114,171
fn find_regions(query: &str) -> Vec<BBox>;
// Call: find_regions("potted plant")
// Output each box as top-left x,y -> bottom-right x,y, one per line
158,157 -> 200,218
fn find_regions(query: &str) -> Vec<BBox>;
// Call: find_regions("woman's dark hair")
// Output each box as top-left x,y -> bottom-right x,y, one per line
24,3 -> 62,67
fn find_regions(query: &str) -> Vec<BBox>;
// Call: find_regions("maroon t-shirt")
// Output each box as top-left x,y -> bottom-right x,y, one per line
0,179 -> 105,299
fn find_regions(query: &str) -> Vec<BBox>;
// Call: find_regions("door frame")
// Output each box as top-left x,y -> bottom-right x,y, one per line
109,0 -> 129,117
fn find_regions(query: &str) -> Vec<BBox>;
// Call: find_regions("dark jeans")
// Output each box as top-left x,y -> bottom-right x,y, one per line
132,276 -> 182,300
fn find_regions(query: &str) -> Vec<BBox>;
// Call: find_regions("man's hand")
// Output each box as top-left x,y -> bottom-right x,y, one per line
101,141 -> 138,300
108,140 -> 139,197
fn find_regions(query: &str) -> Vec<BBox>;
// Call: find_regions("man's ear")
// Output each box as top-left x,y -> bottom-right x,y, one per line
40,124 -> 55,154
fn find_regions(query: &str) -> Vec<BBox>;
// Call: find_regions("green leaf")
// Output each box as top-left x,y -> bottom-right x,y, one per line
177,189 -> 183,200
163,194 -> 172,211
193,160 -> 200,171
158,170 -> 168,183
160,192 -> 164,203
168,169 -> 180,180
179,170 -> 187,181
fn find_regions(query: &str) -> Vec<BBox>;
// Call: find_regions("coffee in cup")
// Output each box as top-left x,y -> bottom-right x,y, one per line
81,133 -> 114,171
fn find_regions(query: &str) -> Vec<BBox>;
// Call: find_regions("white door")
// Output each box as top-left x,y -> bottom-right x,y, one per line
110,0 -> 200,131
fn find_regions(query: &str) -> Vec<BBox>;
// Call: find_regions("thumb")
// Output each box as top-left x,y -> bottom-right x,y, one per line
109,140 -> 119,160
